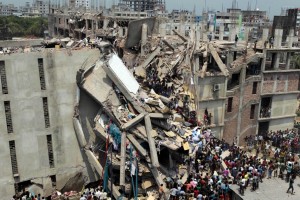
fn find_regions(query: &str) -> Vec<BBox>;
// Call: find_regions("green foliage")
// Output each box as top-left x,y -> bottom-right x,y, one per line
0,16 -> 48,37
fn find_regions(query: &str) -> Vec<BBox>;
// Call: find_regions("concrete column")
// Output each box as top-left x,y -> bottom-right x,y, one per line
124,27 -> 128,37
286,52 -> 291,69
229,27 -> 236,42
103,18 -> 108,30
141,23 -> 148,56
113,21 -> 118,36
219,25 -> 224,41
159,23 -> 166,37
244,27 -> 250,42
95,20 -> 99,30
209,24 -> 214,33
196,25 -> 201,48
118,27 -> 123,37
85,19 -> 89,30
180,22 -> 185,36
262,28 -> 269,42
274,29 -> 283,48
226,52 -> 233,66
190,24 -> 196,41
236,66 -> 246,145
200,22 -> 205,41
288,29 -> 294,48
119,132 -> 126,188
274,53 -> 280,69
144,114 -> 160,167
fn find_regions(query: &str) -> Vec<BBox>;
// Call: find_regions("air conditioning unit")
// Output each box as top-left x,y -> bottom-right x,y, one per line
213,84 -> 220,91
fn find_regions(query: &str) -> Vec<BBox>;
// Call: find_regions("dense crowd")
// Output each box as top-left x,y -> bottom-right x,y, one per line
159,127 -> 300,199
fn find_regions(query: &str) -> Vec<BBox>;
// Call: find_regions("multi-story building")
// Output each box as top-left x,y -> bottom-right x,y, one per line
33,0 -> 49,16
120,0 -> 165,12
75,0 -> 90,9
0,3 -> 19,16
0,44 -> 100,199
192,26 -> 300,145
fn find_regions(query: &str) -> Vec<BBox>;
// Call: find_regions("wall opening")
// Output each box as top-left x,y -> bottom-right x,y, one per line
227,72 -> 240,90
260,97 -> 272,118
258,121 -> 269,136
227,97 -> 233,112
250,104 -> 256,119
252,82 -> 258,94
38,58 -> 46,90
4,101 -> 13,133
47,134 -> 55,168
42,97 -> 50,128
9,140 -> 19,176
0,60 -> 8,94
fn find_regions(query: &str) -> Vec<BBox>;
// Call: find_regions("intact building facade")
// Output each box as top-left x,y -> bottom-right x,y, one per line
0,48 -> 100,199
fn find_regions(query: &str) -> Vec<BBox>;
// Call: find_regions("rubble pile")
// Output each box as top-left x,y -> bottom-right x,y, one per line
68,14 -> 282,198
71,19 -> 240,199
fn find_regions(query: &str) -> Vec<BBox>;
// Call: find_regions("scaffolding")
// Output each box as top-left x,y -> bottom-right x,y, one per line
120,0 -> 165,12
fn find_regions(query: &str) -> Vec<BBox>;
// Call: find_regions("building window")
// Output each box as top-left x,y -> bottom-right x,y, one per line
252,82 -> 258,94
227,97 -> 233,112
9,140 -> 19,176
42,97 -> 50,128
46,135 -> 55,168
4,101 -> 13,133
250,104 -> 255,119
0,60 -> 8,94
38,58 -> 46,90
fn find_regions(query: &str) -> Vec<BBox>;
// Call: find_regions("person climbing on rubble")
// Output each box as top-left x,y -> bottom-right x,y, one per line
235,34 -> 239,46
208,33 -> 212,42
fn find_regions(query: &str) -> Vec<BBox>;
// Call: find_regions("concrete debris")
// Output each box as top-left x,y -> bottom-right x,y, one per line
66,16 -> 294,200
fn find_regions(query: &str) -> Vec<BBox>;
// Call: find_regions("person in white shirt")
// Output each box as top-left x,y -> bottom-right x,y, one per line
197,193 -> 203,200
79,194 -> 87,200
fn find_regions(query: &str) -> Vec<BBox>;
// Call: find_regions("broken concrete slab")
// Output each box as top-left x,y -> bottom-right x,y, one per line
125,18 -> 156,48
208,44 -> 229,76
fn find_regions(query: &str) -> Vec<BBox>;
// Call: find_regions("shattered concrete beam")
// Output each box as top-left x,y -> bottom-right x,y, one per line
144,114 -> 160,167
149,113 -> 170,119
208,44 -> 229,76
85,150 -> 124,199
122,113 -> 145,130
102,65 -> 144,114
172,30 -> 188,42
120,132 -> 126,187
159,95 -> 171,104
162,39 -> 175,51
148,164 -> 166,191
73,118 -> 87,148
127,134 -> 148,158
140,46 -> 161,69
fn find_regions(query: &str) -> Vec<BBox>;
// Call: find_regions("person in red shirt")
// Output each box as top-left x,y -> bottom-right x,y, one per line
194,188 -> 199,198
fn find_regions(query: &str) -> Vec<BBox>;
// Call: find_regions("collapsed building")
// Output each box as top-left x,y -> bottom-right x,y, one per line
1,6 -> 300,199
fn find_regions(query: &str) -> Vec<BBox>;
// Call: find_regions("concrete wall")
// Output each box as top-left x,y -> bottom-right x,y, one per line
196,76 -> 227,100
0,48 -> 100,199
269,117 -> 295,131
271,94 -> 298,117
196,76 -> 227,139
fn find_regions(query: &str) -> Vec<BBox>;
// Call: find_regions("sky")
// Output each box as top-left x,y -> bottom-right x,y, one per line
1,0 -> 300,17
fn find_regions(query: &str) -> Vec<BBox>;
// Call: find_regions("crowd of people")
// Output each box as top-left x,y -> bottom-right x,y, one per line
159,127 -> 300,199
